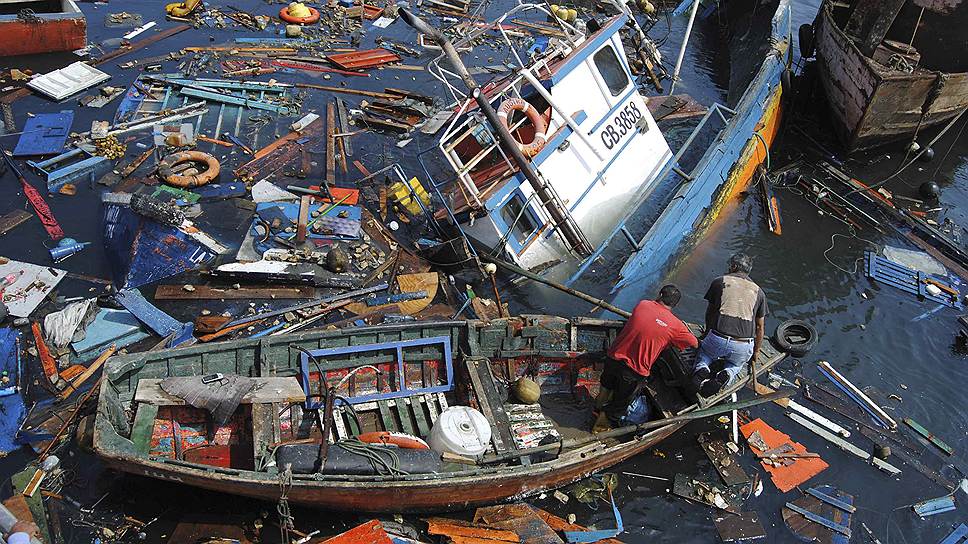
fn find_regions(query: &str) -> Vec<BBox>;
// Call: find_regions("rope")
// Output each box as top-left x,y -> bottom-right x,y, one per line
277,466 -> 295,544
336,437 -> 411,476
848,106 -> 968,195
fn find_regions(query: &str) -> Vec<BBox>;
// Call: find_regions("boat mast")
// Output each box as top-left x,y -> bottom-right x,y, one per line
668,0 -> 699,95
399,8 -> 593,257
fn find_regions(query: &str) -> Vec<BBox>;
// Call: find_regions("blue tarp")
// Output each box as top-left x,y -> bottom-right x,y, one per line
0,328 -> 26,455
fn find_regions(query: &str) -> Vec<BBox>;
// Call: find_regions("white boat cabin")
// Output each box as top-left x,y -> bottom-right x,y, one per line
431,9 -> 673,273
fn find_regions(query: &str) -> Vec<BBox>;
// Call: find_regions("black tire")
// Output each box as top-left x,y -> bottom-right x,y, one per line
773,319 -> 817,357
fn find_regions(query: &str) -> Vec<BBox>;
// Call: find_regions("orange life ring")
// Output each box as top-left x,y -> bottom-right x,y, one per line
158,151 -> 220,188
279,6 -> 320,24
356,431 -> 430,449
497,98 -> 547,158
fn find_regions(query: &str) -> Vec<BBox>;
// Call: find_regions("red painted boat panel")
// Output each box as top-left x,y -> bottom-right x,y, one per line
0,18 -> 87,57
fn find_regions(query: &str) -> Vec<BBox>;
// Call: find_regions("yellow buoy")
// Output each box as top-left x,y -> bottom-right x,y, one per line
566,8 -> 578,22
288,2 -> 312,18
511,377 -> 541,405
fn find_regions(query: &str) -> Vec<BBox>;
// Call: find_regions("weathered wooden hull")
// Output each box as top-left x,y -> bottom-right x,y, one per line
93,316 -> 784,512
0,1 -> 86,57
814,1 -> 968,152
97,419 -> 681,512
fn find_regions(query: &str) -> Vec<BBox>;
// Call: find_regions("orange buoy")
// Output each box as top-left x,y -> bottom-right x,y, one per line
497,98 -> 548,158
158,151 -> 220,188
279,3 -> 320,24
356,431 -> 430,449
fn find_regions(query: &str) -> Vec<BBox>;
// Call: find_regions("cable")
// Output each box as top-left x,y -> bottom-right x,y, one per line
849,107 -> 968,195
823,230 -> 878,275
336,437 -> 410,476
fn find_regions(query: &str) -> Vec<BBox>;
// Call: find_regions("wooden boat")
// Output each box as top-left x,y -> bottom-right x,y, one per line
0,0 -> 86,57
93,315 -> 785,512
812,0 -> 968,152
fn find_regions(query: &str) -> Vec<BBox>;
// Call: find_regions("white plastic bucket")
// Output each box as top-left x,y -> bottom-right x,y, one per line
428,406 -> 492,456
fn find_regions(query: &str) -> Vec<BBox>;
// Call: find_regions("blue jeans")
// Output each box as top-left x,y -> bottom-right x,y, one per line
694,332 -> 754,386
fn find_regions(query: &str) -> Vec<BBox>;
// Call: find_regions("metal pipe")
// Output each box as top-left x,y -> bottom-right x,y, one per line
399,8 -> 592,256
669,0 -> 700,95
518,69 -> 604,161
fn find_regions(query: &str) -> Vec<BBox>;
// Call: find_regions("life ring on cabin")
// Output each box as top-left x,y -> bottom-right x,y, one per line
279,2 -> 320,24
357,431 -> 430,450
497,98 -> 547,158
158,151 -> 220,188
165,0 -> 202,18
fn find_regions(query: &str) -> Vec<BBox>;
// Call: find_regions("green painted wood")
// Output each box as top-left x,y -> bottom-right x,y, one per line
411,397 -> 430,437
395,399 -> 415,435
131,403 -> 160,455
11,467 -> 53,544
345,410 -> 361,436
378,400 -> 396,431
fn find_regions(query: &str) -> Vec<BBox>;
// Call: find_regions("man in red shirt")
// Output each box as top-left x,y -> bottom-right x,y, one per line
596,285 -> 698,429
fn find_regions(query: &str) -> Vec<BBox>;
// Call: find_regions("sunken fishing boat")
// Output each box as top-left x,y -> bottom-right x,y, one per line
811,0 -> 968,152
411,0 -> 792,296
92,316 -> 787,512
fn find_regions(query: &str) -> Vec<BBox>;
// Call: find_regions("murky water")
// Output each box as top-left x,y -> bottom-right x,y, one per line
2,0 -> 967,542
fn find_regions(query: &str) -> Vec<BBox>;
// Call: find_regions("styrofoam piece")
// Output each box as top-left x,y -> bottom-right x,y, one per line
28,62 -> 111,101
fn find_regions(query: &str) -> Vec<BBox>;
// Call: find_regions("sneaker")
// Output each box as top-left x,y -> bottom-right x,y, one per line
715,370 -> 731,388
699,378 -> 721,397
693,367 -> 711,381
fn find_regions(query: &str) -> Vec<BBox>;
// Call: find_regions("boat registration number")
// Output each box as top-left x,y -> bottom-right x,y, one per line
599,101 -> 643,151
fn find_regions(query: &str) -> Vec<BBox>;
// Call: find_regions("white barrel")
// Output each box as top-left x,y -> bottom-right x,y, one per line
428,406 -> 492,456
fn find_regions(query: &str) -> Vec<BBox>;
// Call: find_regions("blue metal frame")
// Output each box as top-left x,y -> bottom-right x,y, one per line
300,336 -> 454,409
490,189 -> 544,252
549,16 -> 628,85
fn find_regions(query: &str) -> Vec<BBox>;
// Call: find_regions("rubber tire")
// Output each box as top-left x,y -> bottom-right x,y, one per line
773,319 -> 817,357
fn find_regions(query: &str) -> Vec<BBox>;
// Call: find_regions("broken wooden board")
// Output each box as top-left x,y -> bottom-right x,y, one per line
135,377 -> 305,406
531,507 -> 623,544
699,433 -> 749,486
327,49 -> 401,70
0,210 -> 32,237
474,503 -> 564,544
166,514 -> 254,544
155,284 -> 315,300
715,511 -> 766,542
425,517 -> 520,543
321,520 -> 394,543
781,485 -> 853,544
740,418 -> 828,493
345,272 -> 438,316
671,473 -> 742,514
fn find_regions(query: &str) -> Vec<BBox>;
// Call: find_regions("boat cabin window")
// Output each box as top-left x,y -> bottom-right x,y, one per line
593,45 -> 629,96
500,192 -> 542,247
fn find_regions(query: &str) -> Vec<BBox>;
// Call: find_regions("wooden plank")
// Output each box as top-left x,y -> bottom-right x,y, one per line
464,358 -> 514,453
252,403 -> 278,466
134,377 -> 306,405
296,195 -> 311,243
411,397 -> 430,437
326,101 -> 336,183
344,406 -> 361,436
332,406 -> 348,441
378,400 -> 396,431
155,284 -> 315,300
0,210 -> 31,237
423,393 -> 439,422
130,403 -> 160,455
394,398 -> 415,435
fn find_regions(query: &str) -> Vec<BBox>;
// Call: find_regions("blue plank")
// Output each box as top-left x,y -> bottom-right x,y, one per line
940,523 -> 968,544
13,110 -> 73,156
71,308 -> 150,362
865,251 -> 961,308
116,289 -> 194,348
0,328 -> 26,455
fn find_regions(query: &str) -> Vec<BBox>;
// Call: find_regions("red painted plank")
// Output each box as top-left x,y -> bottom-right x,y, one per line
321,520 -> 393,544
327,48 -> 401,70
0,18 -> 86,57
